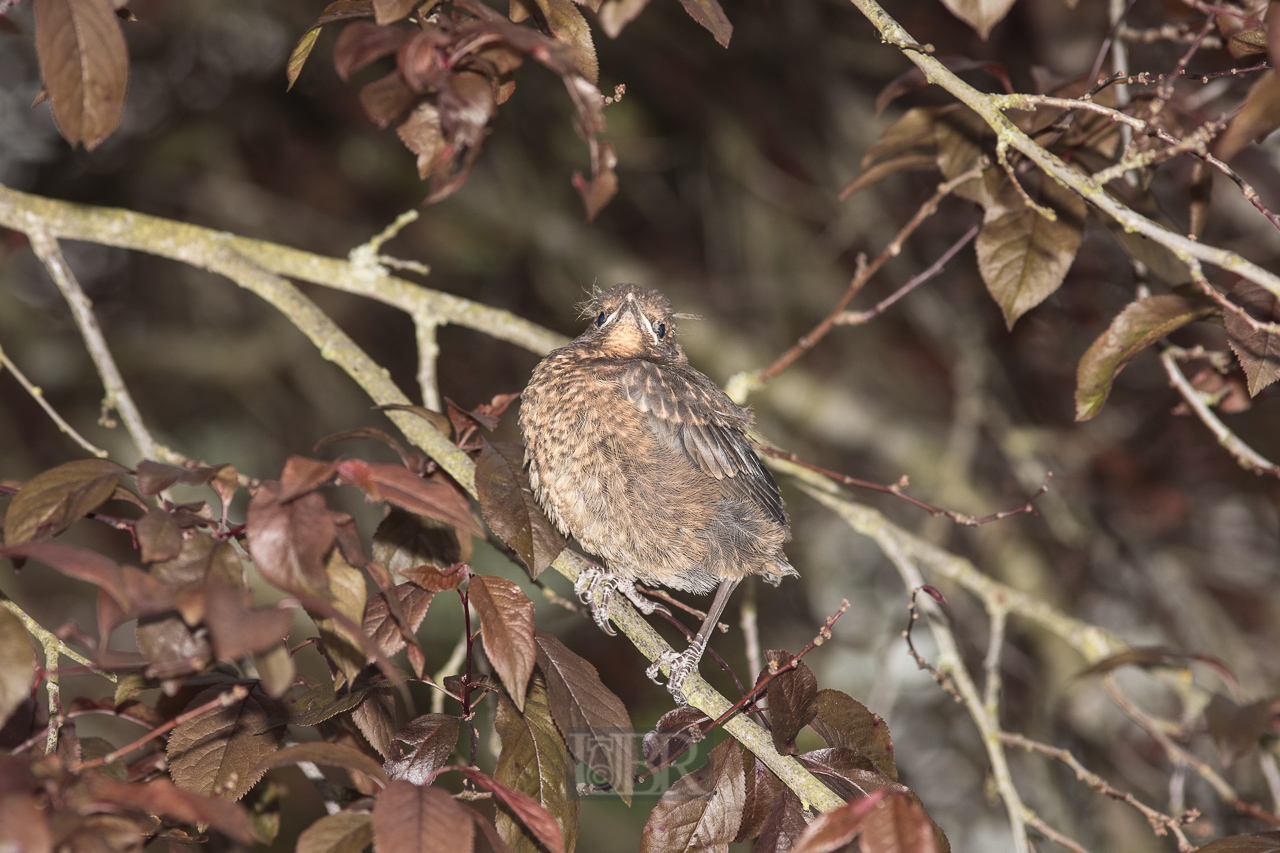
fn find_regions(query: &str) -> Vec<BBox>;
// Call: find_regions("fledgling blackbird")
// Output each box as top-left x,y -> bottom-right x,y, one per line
519,283 -> 795,697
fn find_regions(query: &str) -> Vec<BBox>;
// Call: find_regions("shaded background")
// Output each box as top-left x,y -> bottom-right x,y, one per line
2,0 -> 1280,850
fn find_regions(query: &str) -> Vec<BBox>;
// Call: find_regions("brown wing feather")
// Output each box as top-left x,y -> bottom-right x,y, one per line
616,361 -> 786,525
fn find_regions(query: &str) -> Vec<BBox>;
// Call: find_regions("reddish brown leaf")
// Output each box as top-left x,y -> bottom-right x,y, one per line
255,741 -> 389,785
763,651 -> 817,756
133,460 -> 220,496
859,791 -> 940,853
494,675 -> 578,853
534,629 -> 634,804
0,607 -> 37,730
1075,294 -> 1216,421
351,687 -> 397,760
455,765 -> 565,853
1197,831 -> 1280,852
402,562 -> 467,592
363,582 -> 433,659
809,689 -> 897,781
475,440 -> 567,579
297,810 -> 374,853
1,542 -> 173,619
788,790 -> 887,853
523,0 -> 598,82
639,738 -> 744,852
203,578 -> 292,660
359,70 -> 417,128
285,683 -> 372,726
3,458 -> 129,545
85,774 -> 254,843
371,780 -> 475,853
398,103 -> 446,179
939,0 -> 1016,38
32,0 -> 128,149
469,574 -> 536,711
1206,693 -> 1273,765
337,461 -> 482,538
597,0 -> 652,38
278,456 -> 340,503
755,788 -> 807,853
642,705 -> 710,769
676,0 -> 732,47
1225,280 -> 1280,396
736,754 -> 784,843
0,792 -> 51,853
167,683 -> 285,801
136,508 -> 183,564
840,154 -> 937,200
245,480 -> 336,598
334,20 -> 412,81
373,509 -> 463,574
572,140 -> 618,223
1217,70 -> 1280,161
152,533 -> 243,592
385,714 -> 460,784
373,0 -> 418,24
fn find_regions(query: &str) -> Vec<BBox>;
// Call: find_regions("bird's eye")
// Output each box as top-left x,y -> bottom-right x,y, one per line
596,311 -> 606,327
656,323 -> 667,340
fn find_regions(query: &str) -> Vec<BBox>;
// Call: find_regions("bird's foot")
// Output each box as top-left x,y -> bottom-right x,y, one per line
620,583 -> 670,618
645,648 -> 700,703
573,566 -> 619,636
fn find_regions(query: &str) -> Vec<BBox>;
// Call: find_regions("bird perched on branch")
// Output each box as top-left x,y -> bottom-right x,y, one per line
519,283 -> 795,698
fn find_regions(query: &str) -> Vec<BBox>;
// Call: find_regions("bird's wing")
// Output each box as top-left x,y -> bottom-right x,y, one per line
615,360 -> 786,525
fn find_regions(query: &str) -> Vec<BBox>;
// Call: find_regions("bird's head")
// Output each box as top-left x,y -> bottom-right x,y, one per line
577,284 -> 688,363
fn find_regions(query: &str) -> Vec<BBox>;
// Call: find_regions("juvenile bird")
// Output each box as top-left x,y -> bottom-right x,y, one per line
519,284 -> 795,697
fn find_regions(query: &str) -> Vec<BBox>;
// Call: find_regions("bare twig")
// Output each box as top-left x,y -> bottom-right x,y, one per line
837,225 -> 980,326
745,165 -> 985,390
1160,347 -> 1280,477
1001,731 -> 1199,851
74,684 -> 250,771
26,230 -> 159,461
0,342 -> 107,458
762,447 -> 1051,526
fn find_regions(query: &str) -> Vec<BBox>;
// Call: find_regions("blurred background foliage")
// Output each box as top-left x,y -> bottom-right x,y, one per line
2,0 -> 1280,850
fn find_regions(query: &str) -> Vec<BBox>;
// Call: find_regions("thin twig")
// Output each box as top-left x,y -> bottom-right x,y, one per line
762,447 -> 1051,526
0,342 -> 107,457
1160,347 -> 1280,477
26,229 -> 160,461
837,225 -> 980,326
75,684 -> 250,771
1001,731 -> 1199,851
748,165 -> 985,388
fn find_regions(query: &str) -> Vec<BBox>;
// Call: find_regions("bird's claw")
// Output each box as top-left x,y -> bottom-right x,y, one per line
573,566 -> 618,636
646,649 -> 698,703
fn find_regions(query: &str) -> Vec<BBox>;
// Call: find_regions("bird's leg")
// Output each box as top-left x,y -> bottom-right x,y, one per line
646,578 -> 740,701
573,565 -> 619,636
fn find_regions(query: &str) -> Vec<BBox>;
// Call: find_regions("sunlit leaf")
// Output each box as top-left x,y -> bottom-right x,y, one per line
1075,295 -> 1215,421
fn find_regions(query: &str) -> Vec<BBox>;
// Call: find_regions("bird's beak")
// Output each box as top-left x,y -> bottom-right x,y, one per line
621,292 -> 657,338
